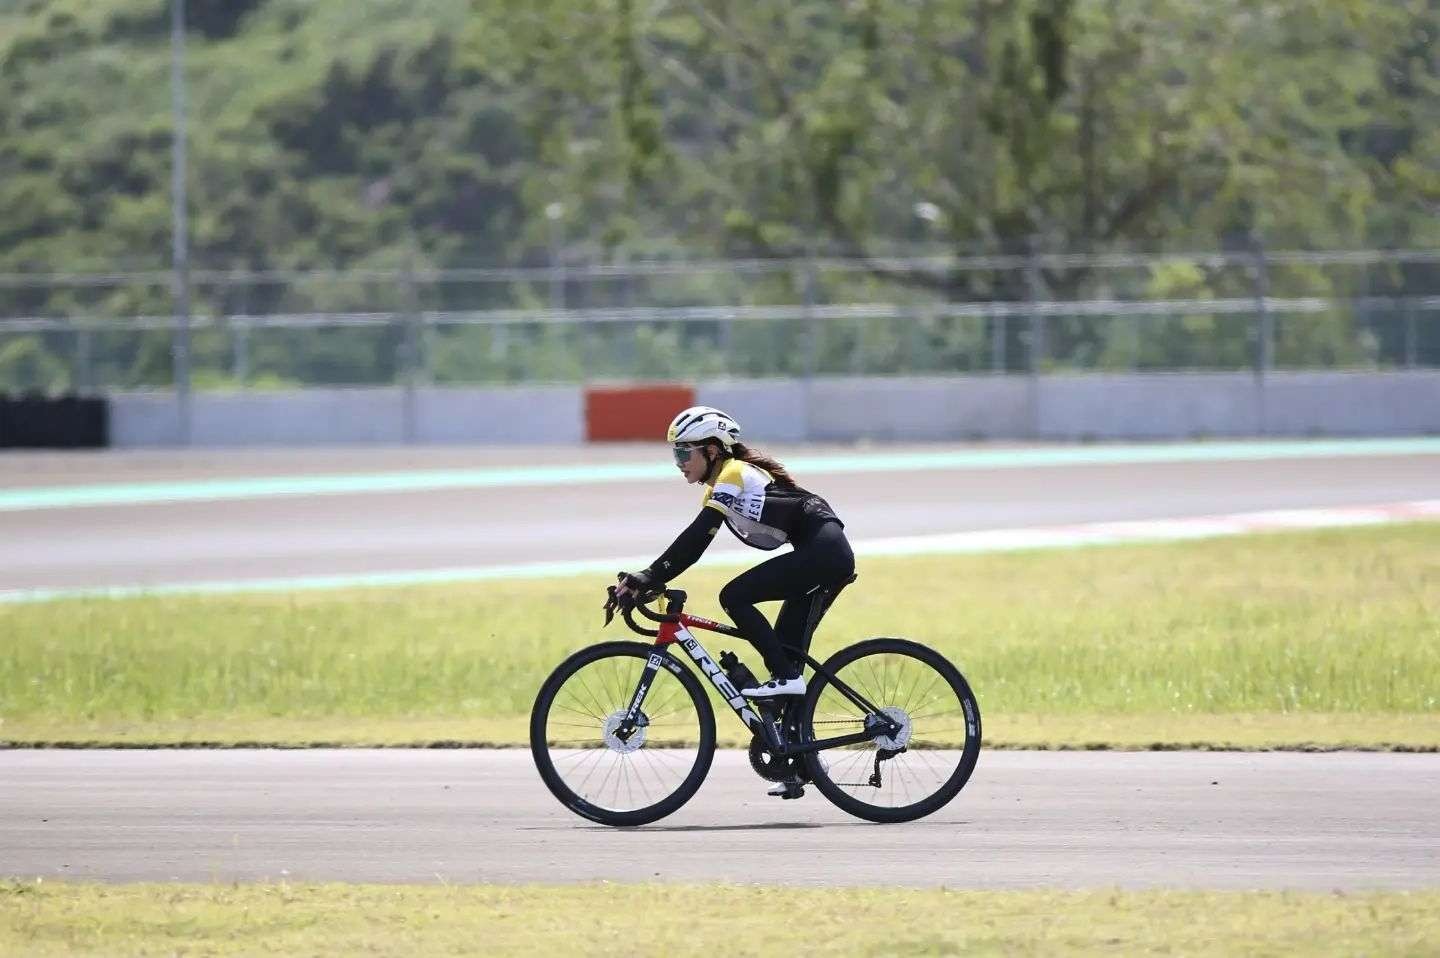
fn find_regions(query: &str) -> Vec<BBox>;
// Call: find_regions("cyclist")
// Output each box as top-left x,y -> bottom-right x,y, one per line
614,405 -> 855,702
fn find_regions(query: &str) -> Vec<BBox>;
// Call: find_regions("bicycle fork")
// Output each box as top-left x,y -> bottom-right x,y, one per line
616,631 -> 766,743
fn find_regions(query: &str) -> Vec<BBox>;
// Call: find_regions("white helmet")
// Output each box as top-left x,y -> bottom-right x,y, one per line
666,405 -> 741,448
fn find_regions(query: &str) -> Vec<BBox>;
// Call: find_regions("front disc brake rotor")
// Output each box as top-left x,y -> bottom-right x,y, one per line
601,710 -> 647,753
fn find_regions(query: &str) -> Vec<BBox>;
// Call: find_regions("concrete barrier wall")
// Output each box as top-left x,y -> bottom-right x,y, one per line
111,372 -> 1440,446
112,387 -> 583,446
1042,371 -> 1440,438
413,387 -> 583,444
705,372 -> 1440,441
1037,373 -> 1265,439
1262,372 -> 1440,436
699,377 -> 1031,441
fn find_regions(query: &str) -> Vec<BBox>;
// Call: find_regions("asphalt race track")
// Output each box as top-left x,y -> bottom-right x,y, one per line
2,749 -> 1437,888
3,443 -> 1438,593
3,442 -> 1437,888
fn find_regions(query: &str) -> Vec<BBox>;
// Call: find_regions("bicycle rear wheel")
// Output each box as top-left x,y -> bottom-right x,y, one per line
530,641 -> 716,827
801,638 -> 981,823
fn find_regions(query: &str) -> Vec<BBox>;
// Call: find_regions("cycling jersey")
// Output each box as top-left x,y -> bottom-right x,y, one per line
636,452 -> 852,687
701,459 -> 840,551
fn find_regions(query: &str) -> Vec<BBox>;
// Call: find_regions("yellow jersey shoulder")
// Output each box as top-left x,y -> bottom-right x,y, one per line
701,459 -> 764,509
713,459 -> 749,487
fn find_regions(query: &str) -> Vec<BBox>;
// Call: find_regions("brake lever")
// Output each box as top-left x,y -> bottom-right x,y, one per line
602,585 -> 618,627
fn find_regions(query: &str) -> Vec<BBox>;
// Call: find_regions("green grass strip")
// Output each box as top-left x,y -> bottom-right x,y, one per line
2,523 -> 1436,750
2,881 -> 1436,957
4,437 -> 1438,512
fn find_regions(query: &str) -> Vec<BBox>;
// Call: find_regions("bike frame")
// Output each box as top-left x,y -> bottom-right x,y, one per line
617,593 -> 898,757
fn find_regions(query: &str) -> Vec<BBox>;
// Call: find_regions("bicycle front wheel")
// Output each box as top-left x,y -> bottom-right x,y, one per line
801,638 -> 981,823
530,641 -> 716,827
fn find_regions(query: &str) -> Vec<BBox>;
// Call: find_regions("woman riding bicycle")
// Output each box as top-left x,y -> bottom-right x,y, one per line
614,405 -> 855,699
535,405 -> 979,821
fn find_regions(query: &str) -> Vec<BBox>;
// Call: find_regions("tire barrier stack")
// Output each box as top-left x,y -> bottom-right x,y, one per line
0,393 -> 110,448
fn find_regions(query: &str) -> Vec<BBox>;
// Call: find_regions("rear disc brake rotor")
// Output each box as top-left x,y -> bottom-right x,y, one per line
872,706 -> 914,751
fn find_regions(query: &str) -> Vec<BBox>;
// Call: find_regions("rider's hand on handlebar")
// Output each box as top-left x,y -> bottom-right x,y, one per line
613,569 -> 655,609
605,570 -> 668,627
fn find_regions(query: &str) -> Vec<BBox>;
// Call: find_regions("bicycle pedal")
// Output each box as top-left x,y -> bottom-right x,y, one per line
768,781 -> 805,800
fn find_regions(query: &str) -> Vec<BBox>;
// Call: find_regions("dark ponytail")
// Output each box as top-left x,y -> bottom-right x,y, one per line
731,442 -> 799,490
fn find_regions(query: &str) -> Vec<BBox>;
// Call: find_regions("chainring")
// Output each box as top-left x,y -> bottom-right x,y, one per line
747,734 -> 803,783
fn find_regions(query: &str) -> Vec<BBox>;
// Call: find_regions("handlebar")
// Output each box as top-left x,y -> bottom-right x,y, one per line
604,585 -> 687,637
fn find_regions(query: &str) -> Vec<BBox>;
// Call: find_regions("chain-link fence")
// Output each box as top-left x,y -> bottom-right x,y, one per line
2,247 -> 1438,392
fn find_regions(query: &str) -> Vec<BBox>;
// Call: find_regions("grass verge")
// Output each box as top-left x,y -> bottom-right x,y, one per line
3,523 -> 1437,749
4,712 -> 1438,751
2,881 -> 1437,957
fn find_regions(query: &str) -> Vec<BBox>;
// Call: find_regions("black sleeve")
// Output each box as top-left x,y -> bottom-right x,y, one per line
644,508 -> 724,583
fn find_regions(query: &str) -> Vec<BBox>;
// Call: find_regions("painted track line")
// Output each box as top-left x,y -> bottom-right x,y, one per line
3,499 -> 1435,605
3,437 -> 1439,513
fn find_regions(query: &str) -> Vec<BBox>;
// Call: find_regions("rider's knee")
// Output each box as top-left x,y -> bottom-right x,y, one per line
718,580 -> 750,613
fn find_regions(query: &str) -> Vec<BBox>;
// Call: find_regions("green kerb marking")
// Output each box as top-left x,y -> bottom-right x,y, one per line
2,437 -> 1438,512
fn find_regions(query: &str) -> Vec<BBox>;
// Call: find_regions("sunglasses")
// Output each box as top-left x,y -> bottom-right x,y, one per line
672,444 -> 699,465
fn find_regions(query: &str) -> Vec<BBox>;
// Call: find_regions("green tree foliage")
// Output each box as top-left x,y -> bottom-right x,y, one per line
0,0 -> 1436,386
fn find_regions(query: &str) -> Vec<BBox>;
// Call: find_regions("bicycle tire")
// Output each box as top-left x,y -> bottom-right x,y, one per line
530,641 -> 716,827
801,637 -> 981,824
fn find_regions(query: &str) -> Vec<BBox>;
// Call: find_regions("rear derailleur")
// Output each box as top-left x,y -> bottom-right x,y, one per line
868,746 -> 906,788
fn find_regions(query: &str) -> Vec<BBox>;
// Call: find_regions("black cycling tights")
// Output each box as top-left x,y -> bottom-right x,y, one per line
718,521 -> 855,681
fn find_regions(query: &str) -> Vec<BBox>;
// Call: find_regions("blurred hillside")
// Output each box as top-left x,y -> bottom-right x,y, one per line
1,0 -> 1437,390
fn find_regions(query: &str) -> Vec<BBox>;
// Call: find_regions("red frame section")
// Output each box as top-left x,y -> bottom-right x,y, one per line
655,612 -> 728,645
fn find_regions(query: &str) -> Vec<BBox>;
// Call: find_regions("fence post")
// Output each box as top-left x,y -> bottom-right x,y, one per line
578,253 -> 596,382
75,324 -> 93,393
1250,233 -> 1271,435
798,248 -> 821,441
903,306 -> 922,373
546,202 -> 566,311
1024,235 -> 1045,439
991,311 -> 1006,374
231,318 -> 249,385
801,250 -> 820,378
169,0 -> 192,446
400,254 -> 420,443
1404,298 -> 1418,369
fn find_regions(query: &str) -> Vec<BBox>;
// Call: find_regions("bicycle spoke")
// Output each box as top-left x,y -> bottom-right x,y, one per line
904,669 -> 945,716
553,696 -> 605,723
550,703 -> 604,724
907,703 -> 965,721
619,756 -> 636,809
563,747 -> 608,778
806,645 -> 979,814
898,661 -> 931,713
636,748 -> 670,796
538,648 -> 711,818
573,673 -> 612,720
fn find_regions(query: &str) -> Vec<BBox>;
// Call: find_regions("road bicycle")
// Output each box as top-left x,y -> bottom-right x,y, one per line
530,575 -> 981,826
